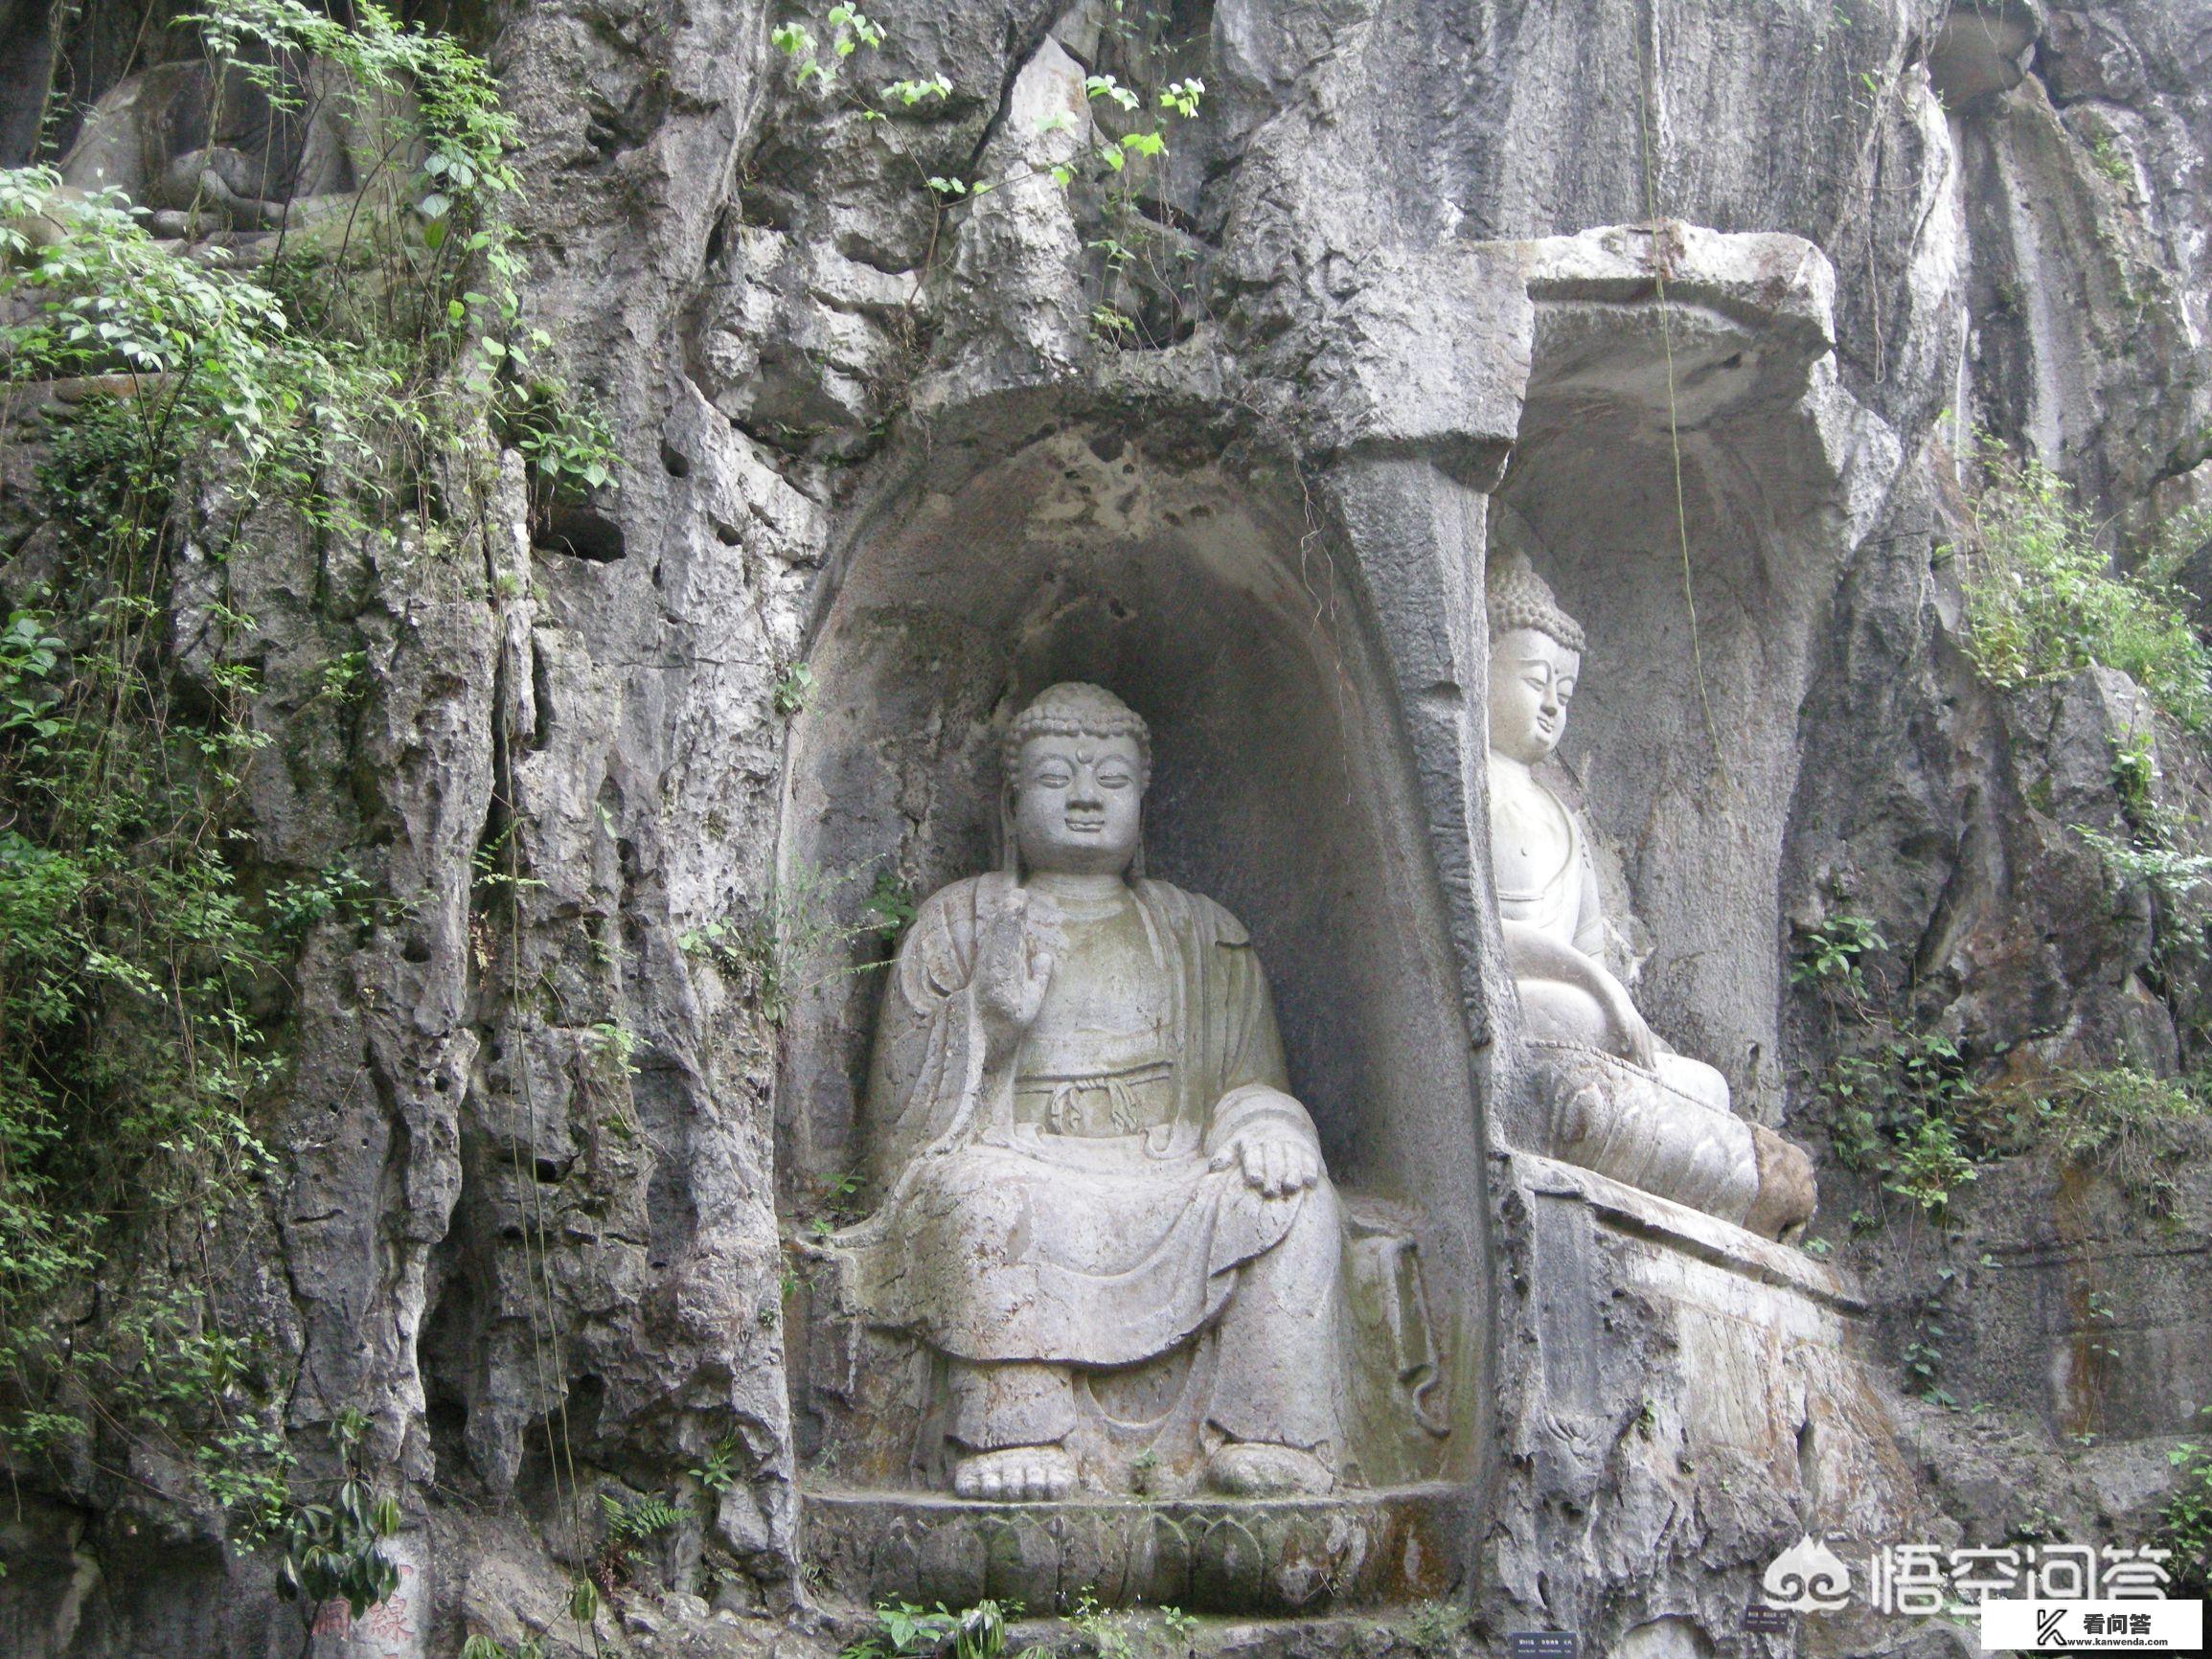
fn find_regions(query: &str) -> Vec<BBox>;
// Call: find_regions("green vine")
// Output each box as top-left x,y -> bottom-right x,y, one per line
766,3 -> 1207,345
0,0 -> 607,1599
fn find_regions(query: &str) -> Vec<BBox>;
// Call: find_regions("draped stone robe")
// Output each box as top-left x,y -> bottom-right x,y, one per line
1492,769 -> 1606,958
841,871 -> 1325,1375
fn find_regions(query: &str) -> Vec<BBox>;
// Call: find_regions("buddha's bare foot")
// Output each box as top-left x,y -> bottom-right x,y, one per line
953,1444 -> 1076,1502
1203,1443 -> 1334,1497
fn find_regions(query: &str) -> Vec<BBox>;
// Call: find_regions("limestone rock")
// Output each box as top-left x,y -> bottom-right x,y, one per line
7,0 -> 2212,1652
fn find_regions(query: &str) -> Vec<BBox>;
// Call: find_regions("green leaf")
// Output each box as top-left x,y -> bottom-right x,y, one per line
1083,74 -> 1141,112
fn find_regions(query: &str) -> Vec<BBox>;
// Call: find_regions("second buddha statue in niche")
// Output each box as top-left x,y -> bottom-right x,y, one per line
1486,553 -> 1816,1239
836,683 -> 1355,1503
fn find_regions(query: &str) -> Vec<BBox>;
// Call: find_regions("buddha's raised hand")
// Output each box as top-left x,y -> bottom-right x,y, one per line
974,886 -> 1058,1055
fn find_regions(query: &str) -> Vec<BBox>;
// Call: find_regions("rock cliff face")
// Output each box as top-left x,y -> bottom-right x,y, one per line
4,2 -> 2212,1655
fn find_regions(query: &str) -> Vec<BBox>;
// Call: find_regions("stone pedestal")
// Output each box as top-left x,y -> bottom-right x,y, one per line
1486,1151 -> 1931,1658
802,1484 -> 1469,1616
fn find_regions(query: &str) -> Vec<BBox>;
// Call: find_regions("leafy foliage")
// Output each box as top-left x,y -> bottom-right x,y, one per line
601,1489 -> 685,1543
689,1431 -> 744,1492
273,1411 -> 403,1633
586,1487 -> 688,1595
1985,1067 -> 2212,1215
1813,1029 -> 1979,1216
680,860 -> 904,1024
773,5 -> 889,91
767,5 -> 1207,347
1900,1268 -> 1960,1409
501,373 -> 616,503
1064,1593 -> 1198,1659
2163,1407 -> 2212,1597
1952,439 -> 2212,728
0,173 -> 302,1493
773,660 -> 817,716
462,1638 -> 546,1659
1401,1598 -> 1469,1656
1791,911 -> 1886,1006
0,0 -> 604,1571
1883,1115 -> 1979,1216
840,1598 -> 1021,1659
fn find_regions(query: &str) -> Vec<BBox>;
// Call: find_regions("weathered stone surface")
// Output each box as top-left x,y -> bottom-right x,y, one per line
1486,1151 -> 1936,1659
805,1488 -> 1467,1615
9,0 -> 2212,1652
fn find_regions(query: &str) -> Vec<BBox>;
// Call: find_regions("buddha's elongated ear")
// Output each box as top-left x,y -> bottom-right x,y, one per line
998,784 -> 1022,881
1129,806 -> 1146,881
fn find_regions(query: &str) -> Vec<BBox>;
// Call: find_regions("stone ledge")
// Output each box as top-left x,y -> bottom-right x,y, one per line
1516,222 -> 1836,346
1505,1148 -> 1865,1314
800,1483 -> 1471,1615
1487,1148 -> 1927,1655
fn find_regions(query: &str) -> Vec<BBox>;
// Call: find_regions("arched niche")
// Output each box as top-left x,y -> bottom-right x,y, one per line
1492,290 -> 1859,1117
775,417 -> 1488,1501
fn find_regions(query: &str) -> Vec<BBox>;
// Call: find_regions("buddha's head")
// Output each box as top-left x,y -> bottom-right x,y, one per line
1486,553 -> 1585,766
1001,682 -> 1152,876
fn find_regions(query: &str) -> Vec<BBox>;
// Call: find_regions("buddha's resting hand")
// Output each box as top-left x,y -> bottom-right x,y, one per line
1608,998 -> 1660,1075
973,886 -> 1058,1060
1209,1125 -> 1322,1198
1501,920 -> 1657,1070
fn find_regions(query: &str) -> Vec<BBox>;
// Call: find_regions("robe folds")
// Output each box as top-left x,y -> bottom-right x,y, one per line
838,872 -> 1324,1370
1493,771 -> 1607,958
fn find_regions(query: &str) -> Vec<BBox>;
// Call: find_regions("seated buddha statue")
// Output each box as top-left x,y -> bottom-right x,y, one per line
835,683 -> 1349,1502
1486,554 -> 1815,1239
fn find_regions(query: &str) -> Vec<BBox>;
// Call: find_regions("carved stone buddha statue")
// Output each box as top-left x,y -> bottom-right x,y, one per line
833,683 -> 1353,1502
1486,554 -> 1816,1239
57,58 -> 399,240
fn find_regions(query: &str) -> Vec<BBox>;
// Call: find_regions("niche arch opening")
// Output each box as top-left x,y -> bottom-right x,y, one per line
1491,286 -> 1860,1115
774,420 -> 1489,1513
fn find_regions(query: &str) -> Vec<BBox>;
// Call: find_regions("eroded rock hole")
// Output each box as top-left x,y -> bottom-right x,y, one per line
537,507 -> 626,563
